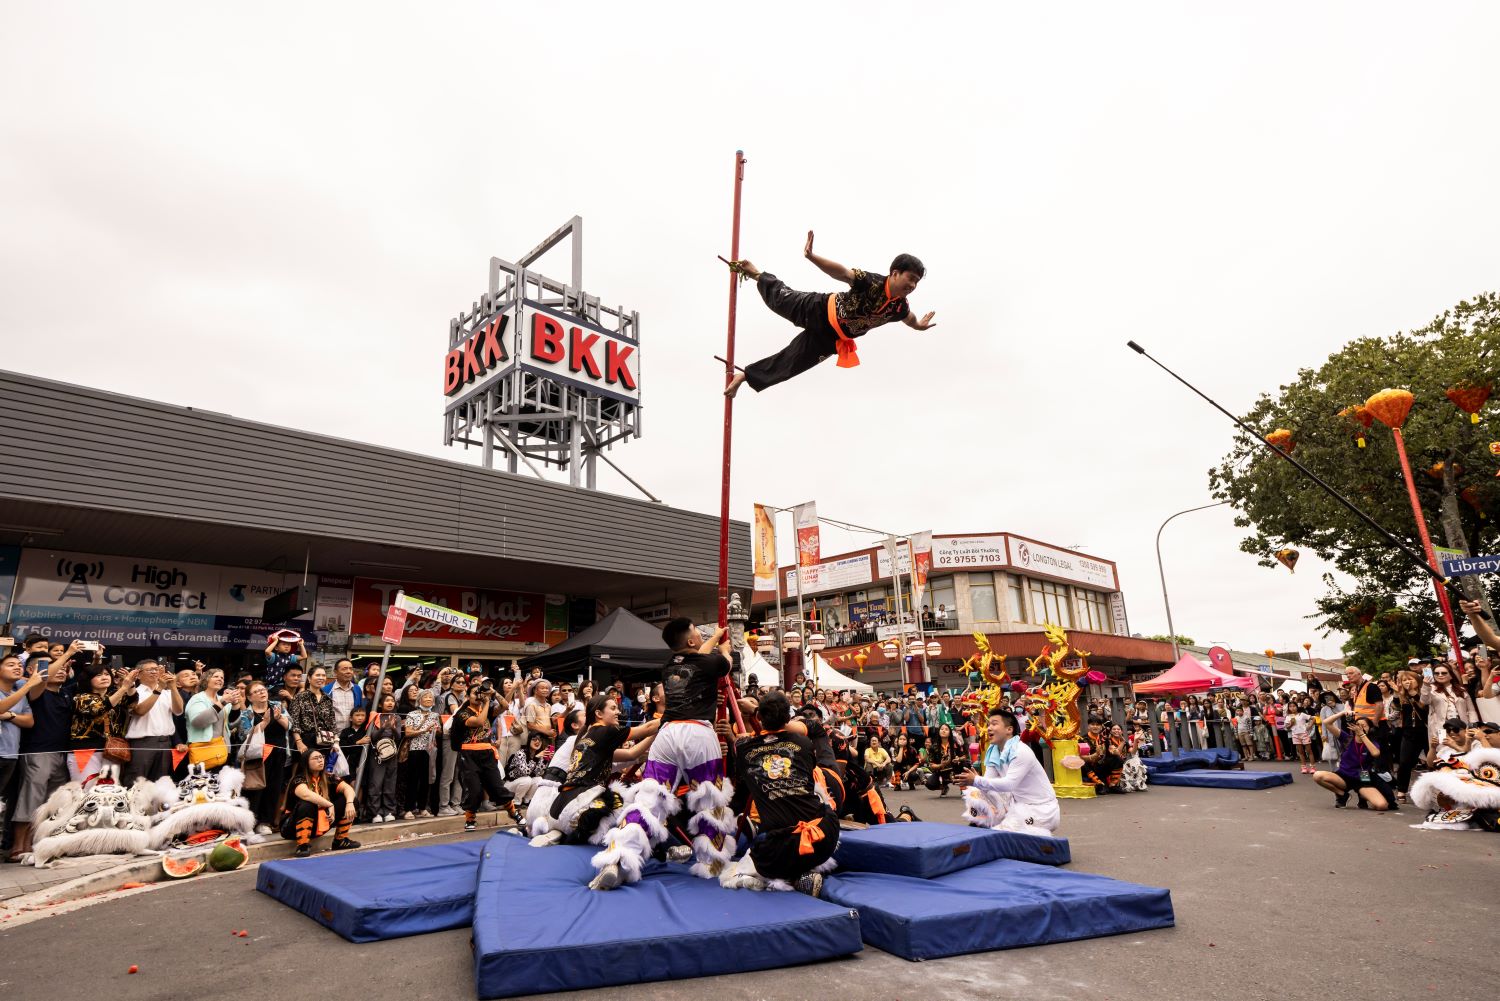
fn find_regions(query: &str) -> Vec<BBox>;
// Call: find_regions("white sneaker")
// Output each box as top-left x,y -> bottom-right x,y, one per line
383,814 -> 396,823
588,862 -> 622,891
254,824 -> 272,835
373,815 -> 386,824
438,806 -> 458,817
402,811 -> 415,820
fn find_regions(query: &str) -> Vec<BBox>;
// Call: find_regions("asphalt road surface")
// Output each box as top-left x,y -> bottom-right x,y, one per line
2,763 -> 1494,1001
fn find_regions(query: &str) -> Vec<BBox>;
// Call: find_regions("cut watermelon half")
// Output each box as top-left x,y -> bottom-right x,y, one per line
161,855 -> 204,879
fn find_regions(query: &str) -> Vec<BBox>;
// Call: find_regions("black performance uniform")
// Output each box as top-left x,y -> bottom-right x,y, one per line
734,729 -> 839,881
802,717 -> 845,813
454,702 -> 512,819
832,733 -> 888,824
743,269 -> 910,392
549,723 -> 630,841
663,651 -> 730,722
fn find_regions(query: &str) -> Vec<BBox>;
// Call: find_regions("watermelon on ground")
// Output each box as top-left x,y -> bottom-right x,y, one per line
161,855 -> 204,879
208,838 -> 248,872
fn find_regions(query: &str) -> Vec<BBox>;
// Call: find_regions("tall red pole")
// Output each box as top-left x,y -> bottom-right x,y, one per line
717,151 -> 747,736
718,150 -> 745,629
1390,428 -> 1468,674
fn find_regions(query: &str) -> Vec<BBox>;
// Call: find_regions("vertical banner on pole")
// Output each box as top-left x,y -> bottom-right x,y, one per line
911,531 -> 933,609
794,502 -> 820,567
753,503 -> 778,592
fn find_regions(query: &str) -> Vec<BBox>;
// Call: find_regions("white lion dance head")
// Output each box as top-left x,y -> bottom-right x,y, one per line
1410,748 -> 1500,832
30,764 -> 163,867
148,764 -> 257,850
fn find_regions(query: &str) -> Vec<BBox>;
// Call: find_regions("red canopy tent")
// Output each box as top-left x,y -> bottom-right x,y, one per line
1134,654 -> 1256,695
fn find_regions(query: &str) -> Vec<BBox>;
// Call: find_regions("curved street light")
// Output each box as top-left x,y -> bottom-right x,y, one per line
1155,501 -> 1230,662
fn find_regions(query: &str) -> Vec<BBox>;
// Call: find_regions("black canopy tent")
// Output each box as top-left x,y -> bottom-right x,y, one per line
518,607 -> 670,680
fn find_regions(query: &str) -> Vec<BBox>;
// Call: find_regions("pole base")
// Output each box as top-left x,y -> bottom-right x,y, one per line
1049,738 -> 1097,799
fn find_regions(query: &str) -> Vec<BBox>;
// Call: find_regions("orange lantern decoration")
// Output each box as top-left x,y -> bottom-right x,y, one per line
1302,642 -> 1312,655
1365,388 -> 1414,429
1460,486 -> 1486,519
1338,405 -> 1373,448
1446,384 -> 1491,425
853,650 -> 869,673
1265,428 -> 1294,452
1263,649 -> 1276,659
1425,461 -> 1462,481
1274,548 -> 1299,573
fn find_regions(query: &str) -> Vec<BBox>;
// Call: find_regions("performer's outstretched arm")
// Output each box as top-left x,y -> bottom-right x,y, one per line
804,230 -> 854,284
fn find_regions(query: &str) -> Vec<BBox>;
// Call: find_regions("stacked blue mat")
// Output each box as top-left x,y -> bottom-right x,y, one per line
258,822 -> 1174,995
1143,747 -> 1243,772
1148,769 -> 1293,789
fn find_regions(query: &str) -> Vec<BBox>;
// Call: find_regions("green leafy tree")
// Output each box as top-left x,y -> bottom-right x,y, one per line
1209,294 -> 1500,655
1145,633 -> 1195,647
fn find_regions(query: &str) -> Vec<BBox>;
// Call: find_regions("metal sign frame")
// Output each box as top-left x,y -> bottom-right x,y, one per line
443,217 -> 649,495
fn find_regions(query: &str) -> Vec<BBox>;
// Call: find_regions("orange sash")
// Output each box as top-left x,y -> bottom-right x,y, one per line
793,817 -> 827,856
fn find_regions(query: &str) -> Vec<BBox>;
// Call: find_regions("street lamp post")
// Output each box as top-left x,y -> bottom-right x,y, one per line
1153,501 -> 1229,756
1155,501 -> 1229,662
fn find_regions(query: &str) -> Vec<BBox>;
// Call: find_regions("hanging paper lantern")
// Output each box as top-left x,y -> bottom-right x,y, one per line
1264,428 -> 1295,452
1084,669 -> 1108,685
1446,384 -> 1491,424
1337,405 -> 1374,448
853,650 -> 869,673
1460,486 -> 1486,519
1274,548 -> 1300,573
1365,389 -> 1414,429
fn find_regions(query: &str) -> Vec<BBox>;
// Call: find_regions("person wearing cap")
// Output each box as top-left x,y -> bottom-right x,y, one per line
262,630 -> 307,692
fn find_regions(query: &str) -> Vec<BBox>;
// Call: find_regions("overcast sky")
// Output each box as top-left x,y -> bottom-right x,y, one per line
4,2 -> 1497,659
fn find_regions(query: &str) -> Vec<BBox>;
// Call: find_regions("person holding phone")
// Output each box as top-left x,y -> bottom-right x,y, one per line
123,658 -> 183,784
1420,661 -> 1474,766
1312,716 -> 1393,810
10,646 -> 76,860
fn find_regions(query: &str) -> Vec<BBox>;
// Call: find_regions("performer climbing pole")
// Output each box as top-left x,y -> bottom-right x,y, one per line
722,233 -> 936,398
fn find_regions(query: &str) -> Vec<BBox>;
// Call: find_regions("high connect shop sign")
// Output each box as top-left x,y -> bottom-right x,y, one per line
5,547 -> 315,646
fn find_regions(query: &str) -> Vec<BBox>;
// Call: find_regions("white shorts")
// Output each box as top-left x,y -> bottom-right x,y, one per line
640,721 -> 724,788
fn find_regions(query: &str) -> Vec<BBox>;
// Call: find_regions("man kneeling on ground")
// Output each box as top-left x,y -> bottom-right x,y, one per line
957,707 -> 1061,837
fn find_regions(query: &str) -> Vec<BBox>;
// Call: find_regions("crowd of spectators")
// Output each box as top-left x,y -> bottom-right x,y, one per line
3,601 -> 1496,862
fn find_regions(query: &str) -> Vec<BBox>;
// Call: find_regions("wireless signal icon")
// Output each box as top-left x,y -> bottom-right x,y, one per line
57,559 -> 104,603
57,559 -> 104,581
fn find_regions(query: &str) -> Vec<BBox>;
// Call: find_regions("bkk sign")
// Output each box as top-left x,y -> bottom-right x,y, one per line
442,299 -> 640,406
8,548 -> 317,647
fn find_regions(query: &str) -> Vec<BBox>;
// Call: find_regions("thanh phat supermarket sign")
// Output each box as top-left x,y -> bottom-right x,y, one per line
9,549 -> 317,647
443,299 -> 640,405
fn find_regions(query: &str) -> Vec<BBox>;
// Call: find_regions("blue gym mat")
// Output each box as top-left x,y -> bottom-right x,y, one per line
256,839 -> 484,943
1144,748 -> 1242,772
822,857 -> 1174,961
1148,768 -> 1292,789
472,833 -> 863,999
834,821 -> 1070,877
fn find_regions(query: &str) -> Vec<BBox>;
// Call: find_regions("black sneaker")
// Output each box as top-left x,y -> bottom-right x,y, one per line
464,820 -> 477,832
332,837 -> 361,851
294,844 -> 311,857
1335,792 -> 1350,809
794,872 -> 824,898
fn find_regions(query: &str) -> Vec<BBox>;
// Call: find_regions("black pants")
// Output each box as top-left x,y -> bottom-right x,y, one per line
1396,728 -> 1425,792
123,735 -> 175,785
743,274 -> 842,392
281,792 -> 350,844
459,749 -> 512,816
403,751 -> 431,813
245,752 -> 288,828
749,810 -> 839,882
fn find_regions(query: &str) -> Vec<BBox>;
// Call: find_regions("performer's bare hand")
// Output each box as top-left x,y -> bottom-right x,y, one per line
912,311 -> 937,330
804,230 -> 815,258
698,627 -> 727,656
956,768 -> 976,788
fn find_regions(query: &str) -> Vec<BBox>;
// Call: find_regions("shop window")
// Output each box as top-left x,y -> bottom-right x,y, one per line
926,577 -> 955,627
1027,577 -> 1073,629
970,575 -> 999,621
1079,589 -> 1112,632
1008,575 -> 1027,623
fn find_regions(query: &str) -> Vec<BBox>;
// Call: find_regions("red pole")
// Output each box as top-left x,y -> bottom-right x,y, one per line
717,150 -> 747,735
1390,428 -> 1468,674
